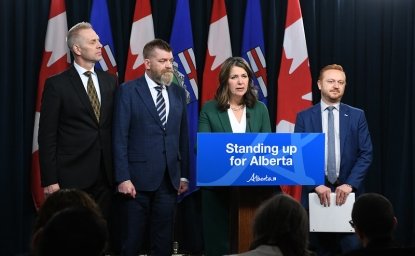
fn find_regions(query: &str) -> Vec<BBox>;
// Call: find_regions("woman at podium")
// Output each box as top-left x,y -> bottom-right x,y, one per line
199,57 -> 272,255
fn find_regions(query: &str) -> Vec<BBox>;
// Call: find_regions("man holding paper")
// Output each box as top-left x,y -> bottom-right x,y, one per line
294,64 -> 373,255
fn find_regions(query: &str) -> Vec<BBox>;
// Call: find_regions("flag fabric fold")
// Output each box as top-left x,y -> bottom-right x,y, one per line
90,0 -> 118,76
201,0 -> 232,106
241,0 -> 268,103
31,0 -> 70,210
170,0 -> 199,198
124,0 -> 155,82
277,0 -> 312,201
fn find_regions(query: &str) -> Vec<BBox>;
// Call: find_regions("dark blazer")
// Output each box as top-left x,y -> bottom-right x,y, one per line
294,102 -> 373,207
199,100 -> 271,133
39,65 -> 117,189
112,76 -> 189,191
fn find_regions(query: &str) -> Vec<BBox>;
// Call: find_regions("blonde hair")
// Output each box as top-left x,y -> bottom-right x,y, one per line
66,22 -> 93,50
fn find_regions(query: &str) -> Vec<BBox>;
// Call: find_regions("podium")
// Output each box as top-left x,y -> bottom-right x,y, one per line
197,132 -> 324,253
230,187 -> 276,253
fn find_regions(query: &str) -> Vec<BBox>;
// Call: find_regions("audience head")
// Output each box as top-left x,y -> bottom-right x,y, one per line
215,56 -> 258,111
33,206 -> 108,256
250,193 -> 310,256
33,188 -> 102,233
351,193 -> 397,245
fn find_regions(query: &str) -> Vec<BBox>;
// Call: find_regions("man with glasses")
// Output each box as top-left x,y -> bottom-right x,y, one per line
295,64 -> 373,255
344,193 -> 414,256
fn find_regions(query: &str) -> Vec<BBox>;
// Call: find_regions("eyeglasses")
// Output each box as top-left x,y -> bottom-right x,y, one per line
349,220 -> 355,228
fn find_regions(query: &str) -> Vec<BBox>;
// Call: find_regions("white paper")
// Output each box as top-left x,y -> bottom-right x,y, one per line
309,192 -> 355,233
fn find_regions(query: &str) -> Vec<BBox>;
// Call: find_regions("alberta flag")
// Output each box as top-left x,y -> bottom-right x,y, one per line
277,0 -> 312,201
90,0 -> 118,76
241,0 -> 268,103
31,0 -> 70,210
170,0 -> 199,197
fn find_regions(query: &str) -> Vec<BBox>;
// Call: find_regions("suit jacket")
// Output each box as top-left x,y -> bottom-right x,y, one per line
112,76 -> 189,191
39,65 -> 117,189
198,100 -> 271,133
294,102 -> 373,207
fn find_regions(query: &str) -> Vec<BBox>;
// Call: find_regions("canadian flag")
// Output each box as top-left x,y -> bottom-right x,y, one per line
124,0 -> 155,82
201,0 -> 232,106
31,0 -> 70,210
277,0 -> 312,201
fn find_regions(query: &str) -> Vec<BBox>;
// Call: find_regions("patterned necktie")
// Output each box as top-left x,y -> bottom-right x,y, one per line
155,85 -> 166,127
327,106 -> 337,184
84,71 -> 100,122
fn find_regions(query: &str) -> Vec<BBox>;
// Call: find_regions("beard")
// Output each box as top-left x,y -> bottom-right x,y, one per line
149,69 -> 174,86
160,71 -> 174,86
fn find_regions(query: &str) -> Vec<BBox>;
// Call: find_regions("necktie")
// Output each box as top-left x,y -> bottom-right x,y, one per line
327,106 -> 337,184
84,71 -> 100,122
155,85 -> 166,127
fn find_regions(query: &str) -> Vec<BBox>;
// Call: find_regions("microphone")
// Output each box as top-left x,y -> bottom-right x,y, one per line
246,112 -> 251,132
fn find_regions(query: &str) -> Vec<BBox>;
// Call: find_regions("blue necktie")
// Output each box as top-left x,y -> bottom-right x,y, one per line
327,106 -> 337,184
155,85 -> 166,128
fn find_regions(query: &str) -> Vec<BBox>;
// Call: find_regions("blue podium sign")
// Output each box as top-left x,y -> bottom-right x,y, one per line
197,133 -> 324,186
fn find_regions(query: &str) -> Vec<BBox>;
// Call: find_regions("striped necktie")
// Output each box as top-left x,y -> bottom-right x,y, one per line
155,85 -> 166,128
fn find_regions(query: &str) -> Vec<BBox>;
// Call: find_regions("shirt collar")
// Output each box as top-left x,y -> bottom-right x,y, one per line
321,100 -> 340,112
144,72 -> 165,90
74,62 -> 95,76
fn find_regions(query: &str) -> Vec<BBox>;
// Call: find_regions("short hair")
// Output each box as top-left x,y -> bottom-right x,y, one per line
318,64 -> 346,81
214,57 -> 258,111
250,194 -> 310,256
67,22 -> 93,50
142,39 -> 172,59
34,207 -> 108,256
33,189 -> 102,234
351,193 -> 396,240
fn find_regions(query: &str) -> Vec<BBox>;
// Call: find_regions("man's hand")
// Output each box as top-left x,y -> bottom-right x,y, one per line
177,180 -> 189,195
43,183 -> 60,197
118,180 -> 136,198
315,185 -> 332,207
335,184 -> 353,206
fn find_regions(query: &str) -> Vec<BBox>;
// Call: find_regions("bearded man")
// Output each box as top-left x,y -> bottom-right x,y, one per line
112,39 -> 189,256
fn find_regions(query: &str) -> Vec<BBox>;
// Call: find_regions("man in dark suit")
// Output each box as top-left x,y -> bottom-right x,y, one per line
113,39 -> 189,256
294,64 -> 373,255
38,22 -> 117,218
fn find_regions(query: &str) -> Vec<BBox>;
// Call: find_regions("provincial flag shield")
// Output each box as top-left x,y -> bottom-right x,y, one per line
170,0 -> 198,197
241,0 -> 268,103
90,0 -> 118,76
